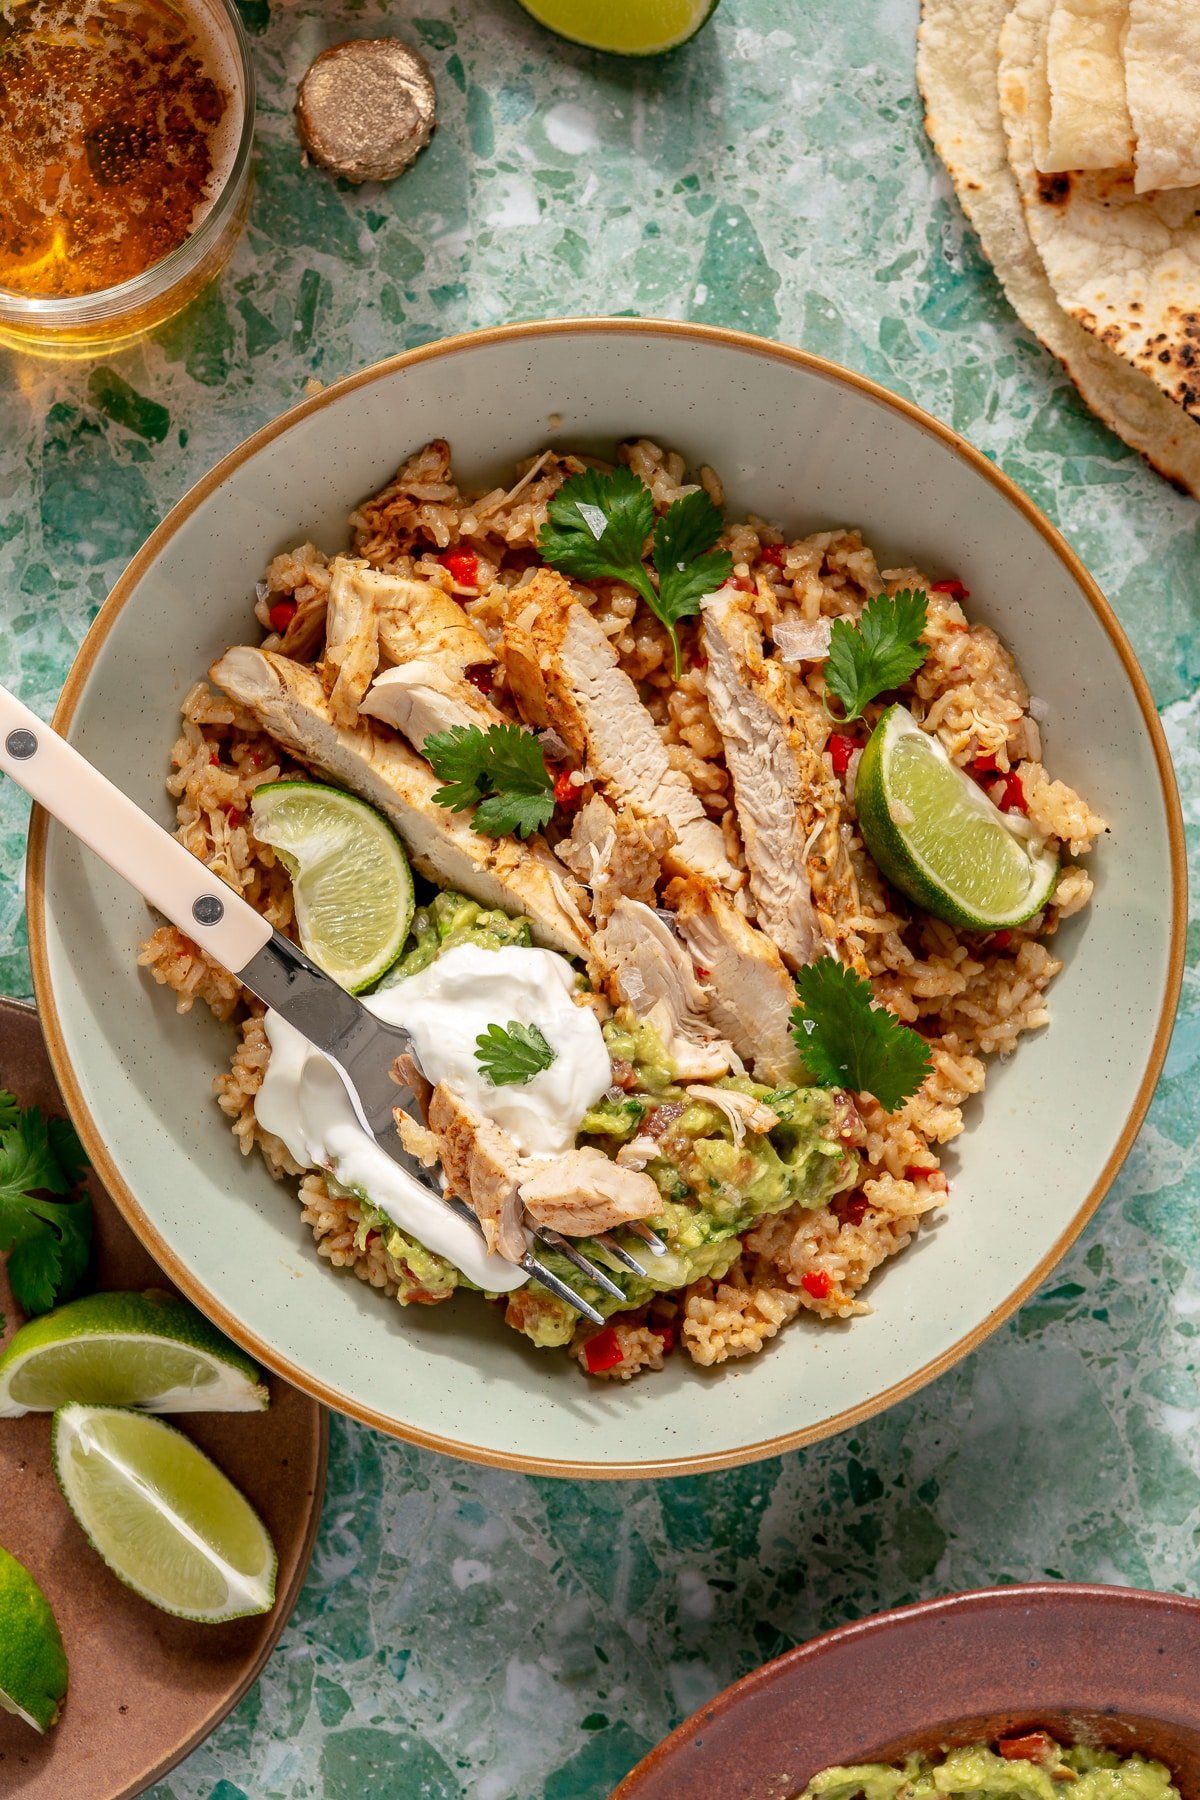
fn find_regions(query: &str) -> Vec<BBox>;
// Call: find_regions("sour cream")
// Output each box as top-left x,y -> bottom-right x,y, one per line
254,944 -> 612,1287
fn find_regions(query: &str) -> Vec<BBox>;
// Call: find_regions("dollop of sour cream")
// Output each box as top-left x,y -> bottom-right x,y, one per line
254,944 -> 612,1287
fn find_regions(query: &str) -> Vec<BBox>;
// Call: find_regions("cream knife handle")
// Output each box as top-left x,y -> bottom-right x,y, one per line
0,683 -> 272,972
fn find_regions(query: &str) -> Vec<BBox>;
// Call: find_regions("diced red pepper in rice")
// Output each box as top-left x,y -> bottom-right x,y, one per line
465,662 -> 494,695
647,1321 -> 675,1352
801,1270 -> 833,1300
969,751 -> 1000,777
582,1326 -> 625,1373
930,578 -> 970,599
226,809 -> 243,828
829,731 -> 861,777
759,542 -> 786,569
728,573 -> 756,593
268,599 -> 297,634
553,767 -> 583,811
997,771 -> 1028,814
991,930 -> 1013,950
438,548 -> 479,587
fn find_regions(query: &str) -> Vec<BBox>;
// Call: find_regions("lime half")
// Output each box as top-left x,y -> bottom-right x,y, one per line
0,1291 -> 268,1418
52,1404 -> 277,1623
0,1546 -> 68,1733
856,705 -> 1059,930
516,0 -> 719,54
250,779 -> 414,992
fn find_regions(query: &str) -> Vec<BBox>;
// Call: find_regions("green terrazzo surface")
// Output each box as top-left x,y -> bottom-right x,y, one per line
2,1 -> 1199,1794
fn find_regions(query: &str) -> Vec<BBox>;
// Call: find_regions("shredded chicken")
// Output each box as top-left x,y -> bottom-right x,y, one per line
593,897 -> 737,1079
557,794 -> 672,922
683,1085 -> 780,1146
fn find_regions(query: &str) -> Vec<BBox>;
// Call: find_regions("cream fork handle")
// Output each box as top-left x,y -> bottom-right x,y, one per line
0,683 -> 272,971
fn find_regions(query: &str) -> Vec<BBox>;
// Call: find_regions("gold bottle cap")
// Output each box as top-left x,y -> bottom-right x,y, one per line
296,38 -> 436,184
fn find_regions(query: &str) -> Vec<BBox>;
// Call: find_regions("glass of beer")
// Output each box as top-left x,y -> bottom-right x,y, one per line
0,0 -> 254,355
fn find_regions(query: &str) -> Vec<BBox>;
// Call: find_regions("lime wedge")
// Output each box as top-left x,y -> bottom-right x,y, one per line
52,1405 -> 277,1623
0,1546 -> 68,1733
515,0 -> 719,54
0,1291 -> 268,1418
250,779 -> 414,992
856,704 -> 1059,930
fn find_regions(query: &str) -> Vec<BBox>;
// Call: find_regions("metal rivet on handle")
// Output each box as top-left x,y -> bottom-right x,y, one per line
192,895 -> 225,926
5,729 -> 37,760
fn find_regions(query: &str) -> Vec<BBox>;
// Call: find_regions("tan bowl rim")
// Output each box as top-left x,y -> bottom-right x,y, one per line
26,315 -> 1188,1479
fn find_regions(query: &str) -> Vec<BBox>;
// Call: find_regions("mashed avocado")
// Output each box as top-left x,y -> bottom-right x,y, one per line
382,889 -> 533,983
802,1742 -> 1180,1800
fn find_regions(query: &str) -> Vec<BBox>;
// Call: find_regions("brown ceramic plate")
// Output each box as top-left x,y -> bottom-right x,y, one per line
0,998 -> 328,1800
613,1585 -> 1200,1800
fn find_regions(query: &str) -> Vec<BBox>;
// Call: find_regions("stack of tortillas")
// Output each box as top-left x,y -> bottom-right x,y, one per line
918,0 -> 1200,496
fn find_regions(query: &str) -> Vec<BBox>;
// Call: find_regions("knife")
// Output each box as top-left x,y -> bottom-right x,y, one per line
0,683 -> 616,1315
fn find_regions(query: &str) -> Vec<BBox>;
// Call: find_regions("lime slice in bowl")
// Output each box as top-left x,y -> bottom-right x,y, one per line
515,0 -> 719,54
0,1291 -> 268,1417
856,704 -> 1059,931
52,1404 -> 277,1622
0,1546 -> 68,1733
250,779 -> 414,992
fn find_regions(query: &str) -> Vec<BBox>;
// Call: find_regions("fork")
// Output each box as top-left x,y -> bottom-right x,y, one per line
0,683 -> 664,1323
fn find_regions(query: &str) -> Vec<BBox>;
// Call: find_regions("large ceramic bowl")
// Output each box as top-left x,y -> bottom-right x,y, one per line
27,319 -> 1184,1477
613,1585 -> 1200,1800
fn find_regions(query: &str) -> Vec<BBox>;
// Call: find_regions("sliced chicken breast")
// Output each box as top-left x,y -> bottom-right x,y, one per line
427,1083 -> 527,1262
328,560 -> 496,677
664,876 -> 802,1085
360,658 -> 500,747
209,646 -> 592,962
701,585 -> 822,970
556,794 -> 672,923
501,569 -> 740,891
322,559 -> 382,728
593,897 -> 735,1080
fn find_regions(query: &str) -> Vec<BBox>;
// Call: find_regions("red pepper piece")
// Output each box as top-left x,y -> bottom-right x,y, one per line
837,1194 -> 870,1227
438,548 -> 479,587
906,1164 -> 936,1183
553,768 -> 583,811
997,771 -> 1028,814
648,1321 -> 675,1352
268,598 -> 297,634
802,1270 -> 833,1300
728,573 -> 757,593
226,808 -> 243,828
582,1326 -> 625,1373
829,731 -> 861,777
209,751 -> 220,766
969,751 -> 1000,776
930,578 -> 970,599
465,662 -> 494,695
365,1229 -> 380,1244
759,543 -> 786,569
991,930 -> 1013,950
998,1734 -> 1059,1766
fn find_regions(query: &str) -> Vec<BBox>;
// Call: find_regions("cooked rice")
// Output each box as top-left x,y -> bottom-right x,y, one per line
139,437 -> 1106,1378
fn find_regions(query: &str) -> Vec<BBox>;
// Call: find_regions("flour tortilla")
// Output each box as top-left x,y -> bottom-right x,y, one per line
999,0 -> 1200,427
917,0 -> 1200,496
1125,0 -> 1200,194
1027,9 -> 1053,171
1044,0 -> 1133,172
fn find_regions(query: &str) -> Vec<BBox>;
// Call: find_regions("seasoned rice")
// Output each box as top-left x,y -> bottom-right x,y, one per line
139,437 -> 1106,1378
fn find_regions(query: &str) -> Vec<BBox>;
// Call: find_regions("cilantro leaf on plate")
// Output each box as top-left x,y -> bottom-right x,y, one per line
651,489 -> 733,674
790,956 -> 932,1112
475,1021 -> 557,1087
824,589 -> 929,724
0,1098 -> 93,1325
423,723 -> 556,840
537,466 -> 656,585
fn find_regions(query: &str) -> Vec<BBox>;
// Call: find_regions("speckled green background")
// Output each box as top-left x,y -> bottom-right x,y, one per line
2,0 -> 1199,1794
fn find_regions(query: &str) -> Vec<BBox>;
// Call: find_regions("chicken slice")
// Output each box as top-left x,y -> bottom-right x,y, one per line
664,876 -> 802,1084
701,585 -> 822,970
328,560 -> 496,677
209,646 -> 592,962
556,794 -> 673,923
427,1083 -> 527,1262
360,658 -> 500,747
321,559 -> 381,728
501,569 -> 740,890
682,1086 -> 780,1146
593,897 -> 736,1080
426,1081 -> 661,1254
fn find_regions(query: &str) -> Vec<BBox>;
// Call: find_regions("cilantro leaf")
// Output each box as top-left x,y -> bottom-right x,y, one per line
475,1021 -> 557,1087
651,490 -> 733,677
824,589 -> 930,724
790,957 -> 932,1112
538,467 -> 732,681
537,467 -> 656,586
424,723 -> 556,840
0,1101 -> 93,1323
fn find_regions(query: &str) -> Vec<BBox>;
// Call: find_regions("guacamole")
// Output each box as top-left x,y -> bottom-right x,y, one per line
802,1741 -> 1180,1800
382,889 -> 533,983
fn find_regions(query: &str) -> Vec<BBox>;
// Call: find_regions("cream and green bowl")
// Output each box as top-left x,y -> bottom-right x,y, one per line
28,319 -> 1184,1477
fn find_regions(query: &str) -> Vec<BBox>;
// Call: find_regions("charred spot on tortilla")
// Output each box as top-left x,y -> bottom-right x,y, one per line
1037,171 -> 1072,205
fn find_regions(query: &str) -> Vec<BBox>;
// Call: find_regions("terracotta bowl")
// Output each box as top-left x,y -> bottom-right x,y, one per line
613,1585 -> 1200,1800
26,318 -> 1185,1477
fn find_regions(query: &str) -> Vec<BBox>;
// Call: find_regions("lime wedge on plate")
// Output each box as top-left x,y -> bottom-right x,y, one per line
52,1404 -> 277,1623
250,779 -> 414,992
516,0 -> 719,54
0,1546 -> 68,1733
0,1291 -> 268,1418
856,704 -> 1059,930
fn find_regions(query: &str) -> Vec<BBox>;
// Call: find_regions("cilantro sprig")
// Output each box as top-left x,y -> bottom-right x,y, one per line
424,723 -> 556,839
790,958 -> 931,1112
824,589 -> 929,724
475,1022 -> 557,1087
0,1089 -> 92,1329
537,466 -> 733,679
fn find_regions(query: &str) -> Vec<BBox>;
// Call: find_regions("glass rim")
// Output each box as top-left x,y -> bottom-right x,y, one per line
0,0 -> 256,327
